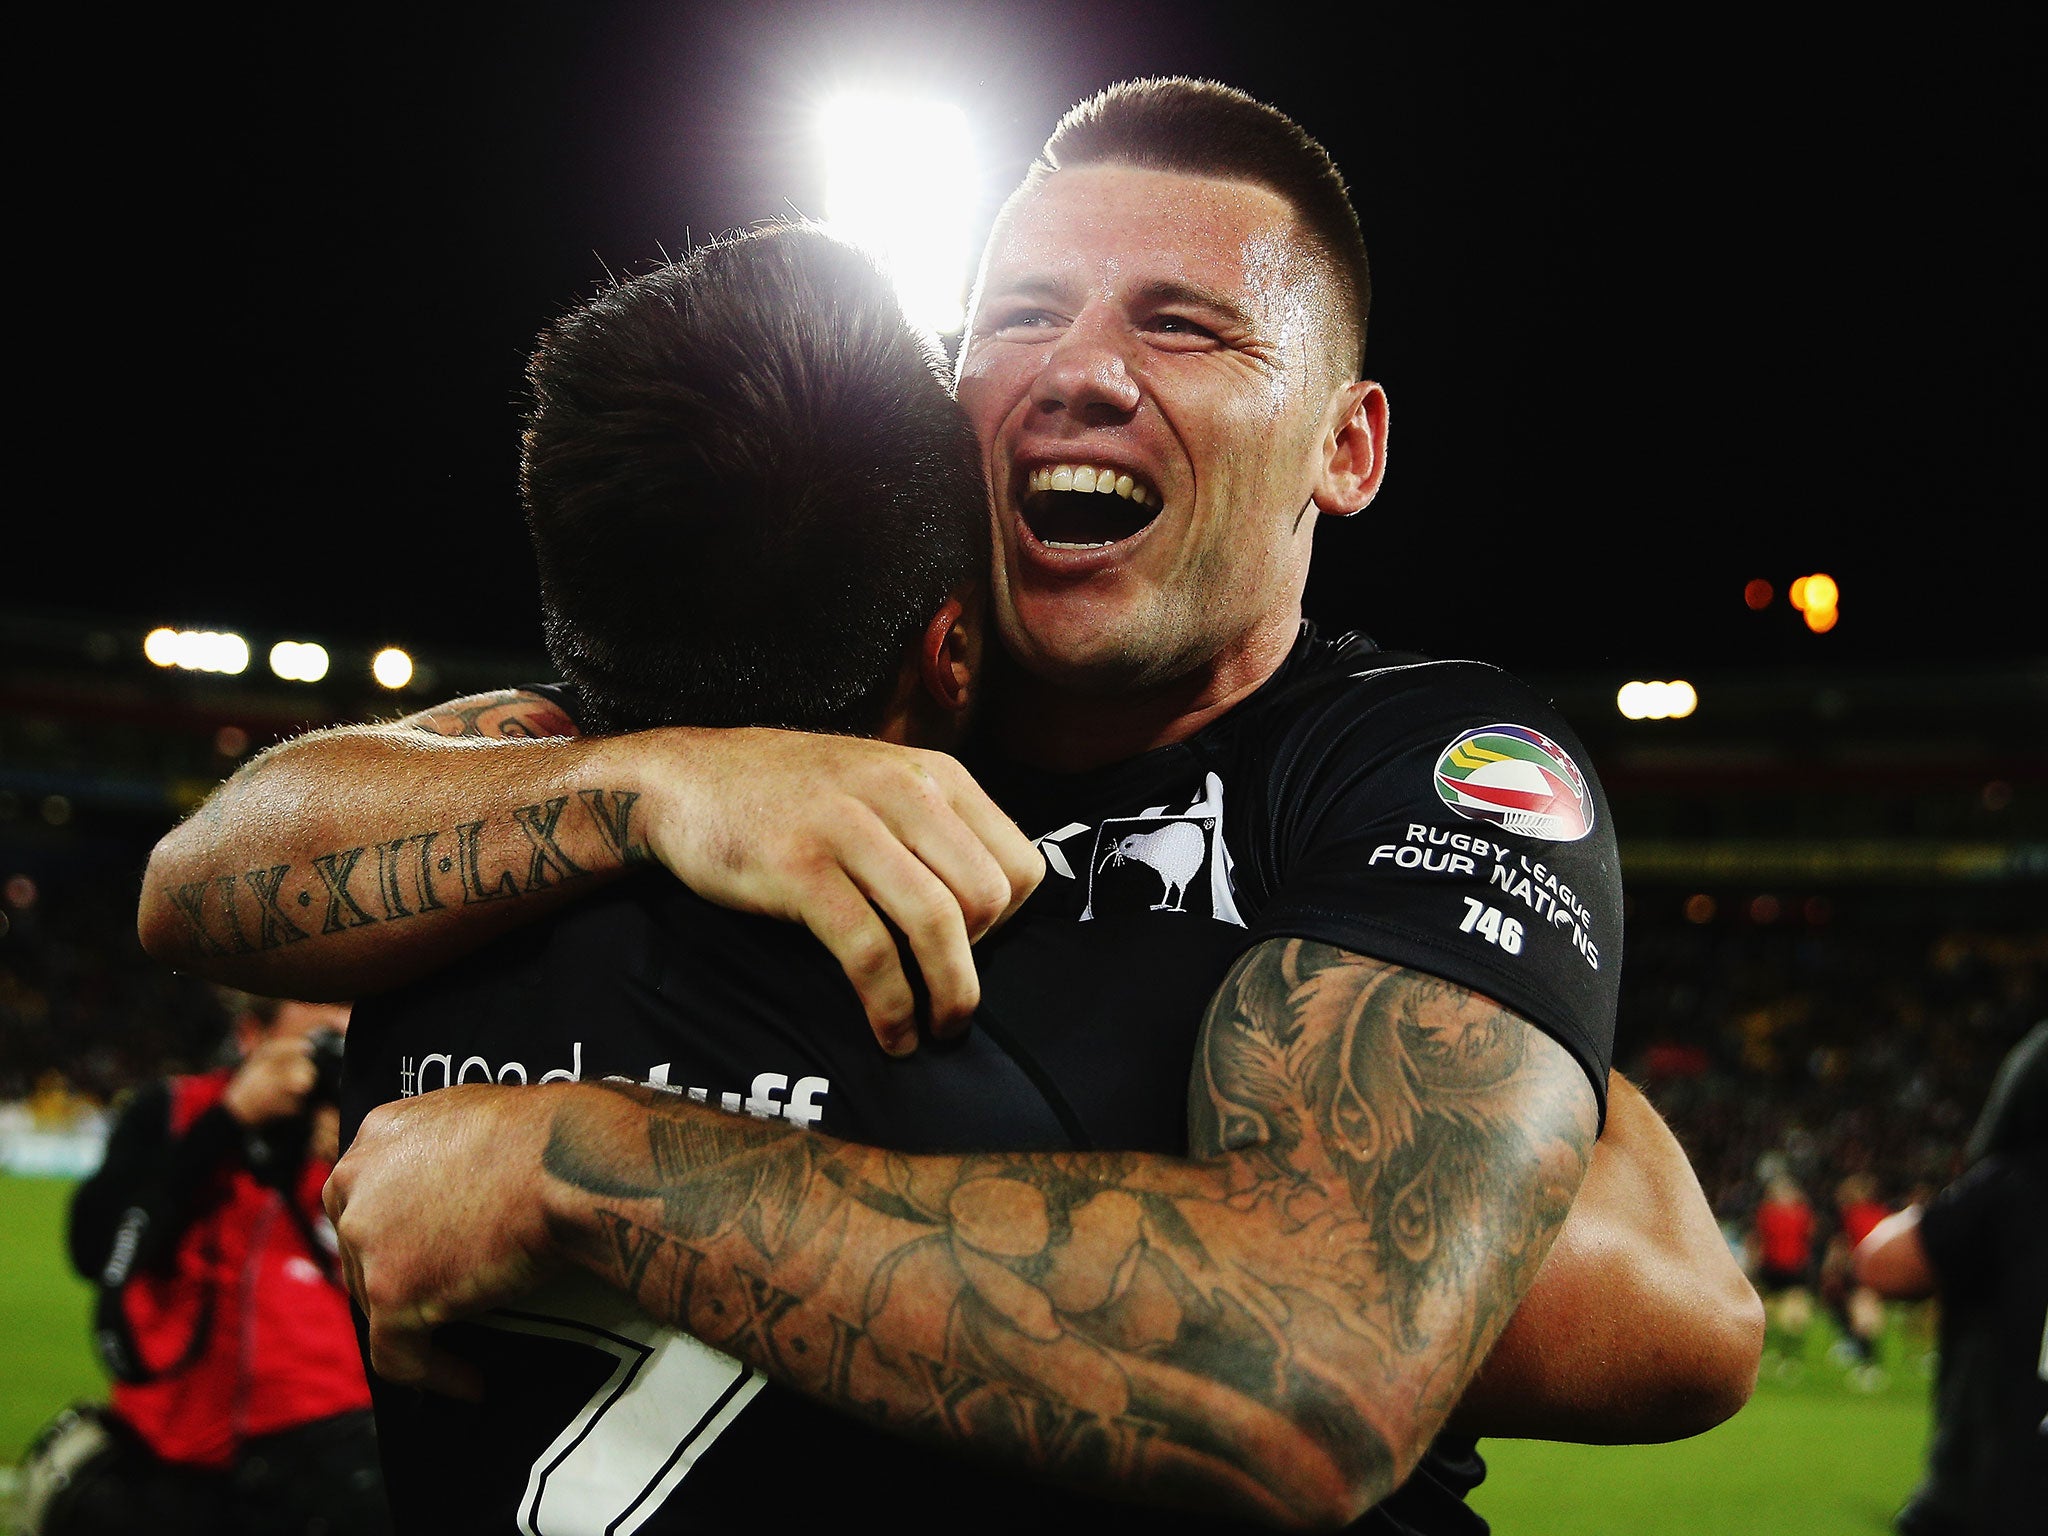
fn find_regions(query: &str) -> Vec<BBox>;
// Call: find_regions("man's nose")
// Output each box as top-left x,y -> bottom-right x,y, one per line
1028,308 -> 1141,421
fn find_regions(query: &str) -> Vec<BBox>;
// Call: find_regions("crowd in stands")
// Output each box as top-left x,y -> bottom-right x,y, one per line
1614,898 -> 2043,1237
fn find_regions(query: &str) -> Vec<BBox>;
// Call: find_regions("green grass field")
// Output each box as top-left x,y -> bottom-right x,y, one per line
0,1172 -> 1934,1533
0,1176 -> 102,1463
1474,1350 -> 1932,1534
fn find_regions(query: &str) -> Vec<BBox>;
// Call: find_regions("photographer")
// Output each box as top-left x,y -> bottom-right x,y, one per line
50,991 -> 390,1535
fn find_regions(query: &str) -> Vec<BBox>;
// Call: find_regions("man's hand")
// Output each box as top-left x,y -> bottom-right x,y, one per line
593,727 -> 1044,1053
323,1085 -> 567,1400
220,1033 -> 321,1125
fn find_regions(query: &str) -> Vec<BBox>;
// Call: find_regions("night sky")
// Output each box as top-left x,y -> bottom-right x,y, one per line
52,2 -> 2038,683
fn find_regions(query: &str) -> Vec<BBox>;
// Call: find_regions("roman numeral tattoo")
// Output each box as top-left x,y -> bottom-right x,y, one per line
163,792 -> 646,954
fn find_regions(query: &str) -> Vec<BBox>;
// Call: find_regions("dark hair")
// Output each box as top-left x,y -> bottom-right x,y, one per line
1028,76 -> 1371,377
520,221 -> 989,737
1966,1017 -> 2048,1163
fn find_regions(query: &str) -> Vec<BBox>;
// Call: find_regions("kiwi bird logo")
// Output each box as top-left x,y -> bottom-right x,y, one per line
1433,724 -> 1593,842
1099,821 -> 1208,911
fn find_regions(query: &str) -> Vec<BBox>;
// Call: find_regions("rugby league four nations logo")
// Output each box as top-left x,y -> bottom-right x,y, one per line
1433,724 -> 1593,843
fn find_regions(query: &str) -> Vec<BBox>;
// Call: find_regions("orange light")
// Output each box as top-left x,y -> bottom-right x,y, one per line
1789,576 -> 1808,610
1804,605 -> 1839,633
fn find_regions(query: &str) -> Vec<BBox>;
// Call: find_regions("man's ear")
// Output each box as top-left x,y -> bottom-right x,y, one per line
919,592 -> 979,716
1311,379 -> 1390,517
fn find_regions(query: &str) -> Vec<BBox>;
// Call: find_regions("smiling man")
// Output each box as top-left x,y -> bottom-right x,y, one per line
959,148 -> 1379,732
143,78 -> 1760,1533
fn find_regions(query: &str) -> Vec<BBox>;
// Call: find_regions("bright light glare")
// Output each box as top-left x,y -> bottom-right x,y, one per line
372,647 -> 414,689
1616,679 -> 1699,720
269,640 -> 330,683
143,627 -> 249,674
819,94 -> 978,335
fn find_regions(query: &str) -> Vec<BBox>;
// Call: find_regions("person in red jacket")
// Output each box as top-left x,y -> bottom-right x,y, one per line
1746,1169 -> 1820,1359
56,991 -> 391,1536
1819,1171 -> 1894,1373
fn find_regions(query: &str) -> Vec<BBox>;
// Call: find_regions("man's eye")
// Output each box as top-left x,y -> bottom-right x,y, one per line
1149,315 -> 1220,342
994,309 -> 1058,333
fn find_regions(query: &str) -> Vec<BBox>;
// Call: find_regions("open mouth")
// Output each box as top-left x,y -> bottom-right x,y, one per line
1020,463 -> 1163,551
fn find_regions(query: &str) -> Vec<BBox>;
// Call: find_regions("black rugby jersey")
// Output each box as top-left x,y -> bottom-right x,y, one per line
963,623 -> 1623,1536
340,621 -> 1622,1535
1902,1144 -> 2048,1536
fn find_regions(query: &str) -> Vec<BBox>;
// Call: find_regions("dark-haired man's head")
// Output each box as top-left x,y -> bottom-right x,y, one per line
521,221 -> 990,746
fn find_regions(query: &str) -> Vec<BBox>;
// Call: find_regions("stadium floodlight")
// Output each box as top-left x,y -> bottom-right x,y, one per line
372,647 -> 414,689
269,640 -> 330,683
143,627 -> 250,674
1616,679 -> 1699,720
818,93 -> 978,336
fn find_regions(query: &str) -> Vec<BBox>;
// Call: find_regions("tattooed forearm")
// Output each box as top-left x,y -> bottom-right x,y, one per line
538,957 -> 1595,1529
136,689 -> 654,992
160,789 -> 647,956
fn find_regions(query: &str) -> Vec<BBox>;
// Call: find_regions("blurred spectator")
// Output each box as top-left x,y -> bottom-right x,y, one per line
1817,1171 -> 1892,1376
1856,1018 -> 2048,1536
1746,1168 -> 1819,1351
39,990 -> 392,1536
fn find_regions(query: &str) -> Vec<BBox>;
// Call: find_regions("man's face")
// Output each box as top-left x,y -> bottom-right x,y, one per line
955,164 -> 1361,697
272,999 -> 352,1043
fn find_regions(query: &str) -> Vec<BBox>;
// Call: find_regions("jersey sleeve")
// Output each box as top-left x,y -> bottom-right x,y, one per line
66,1082 -> 241,1278
1915,1152 -> 2030,1302
1244,658 -> 1621,1122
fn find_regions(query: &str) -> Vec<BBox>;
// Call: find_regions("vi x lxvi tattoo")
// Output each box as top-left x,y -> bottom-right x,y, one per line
537,937 -> 1596,1521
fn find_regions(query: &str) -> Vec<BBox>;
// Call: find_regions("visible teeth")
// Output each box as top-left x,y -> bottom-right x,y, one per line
1027,464 -> 1157,507
1045,539 -> 1114,549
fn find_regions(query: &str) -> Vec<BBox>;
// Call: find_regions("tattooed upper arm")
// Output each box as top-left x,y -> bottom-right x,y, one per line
400,689 -> 581,740
1188,937 -> 1599,1485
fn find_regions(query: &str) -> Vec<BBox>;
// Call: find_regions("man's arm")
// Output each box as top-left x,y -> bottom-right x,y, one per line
1855,1207 -> 1937,1299
68,1083 -> 194,1279
68,1031 -> 328,1278
331,938 -> 1596,1529
1448,1073 -> 1763,1442
137,693 -> 1041,1047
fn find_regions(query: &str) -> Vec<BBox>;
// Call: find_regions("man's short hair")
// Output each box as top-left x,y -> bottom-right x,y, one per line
520,221 -> 989,737
1027,76 -> 1371,379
